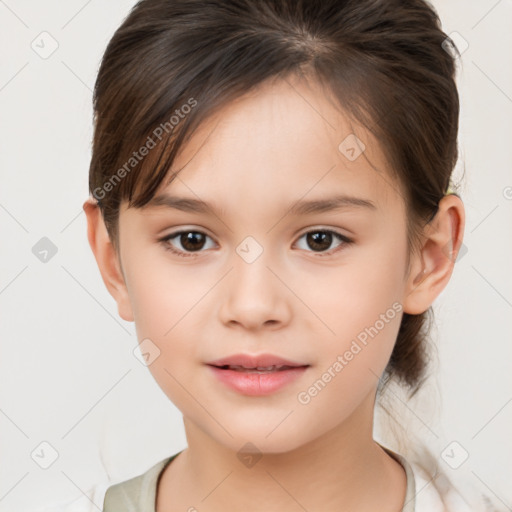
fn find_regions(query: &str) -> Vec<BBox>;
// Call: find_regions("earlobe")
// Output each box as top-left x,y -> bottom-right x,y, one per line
403,194 -> 465,315
82,197 -> 134,322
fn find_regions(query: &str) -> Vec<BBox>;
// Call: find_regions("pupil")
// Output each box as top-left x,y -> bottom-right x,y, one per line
178,231 -> 333,253
182,232 -> 205,251
308,231 -> 332,251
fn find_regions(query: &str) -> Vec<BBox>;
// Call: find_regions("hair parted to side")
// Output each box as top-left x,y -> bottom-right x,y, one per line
89,0 -> 460,398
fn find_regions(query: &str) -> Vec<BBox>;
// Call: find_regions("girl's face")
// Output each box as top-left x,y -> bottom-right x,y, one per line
115,75 -> 418,453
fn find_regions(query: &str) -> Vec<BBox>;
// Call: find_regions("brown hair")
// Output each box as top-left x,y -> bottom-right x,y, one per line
89,0 -> 460,397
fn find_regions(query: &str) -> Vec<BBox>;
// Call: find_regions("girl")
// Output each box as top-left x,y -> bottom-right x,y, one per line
44,0 -> 502,510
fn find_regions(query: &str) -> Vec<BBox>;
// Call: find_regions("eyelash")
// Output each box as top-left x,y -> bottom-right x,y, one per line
159,229 -> 353,258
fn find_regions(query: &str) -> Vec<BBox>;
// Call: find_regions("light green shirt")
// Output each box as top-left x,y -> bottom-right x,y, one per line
103,446 -> 416,511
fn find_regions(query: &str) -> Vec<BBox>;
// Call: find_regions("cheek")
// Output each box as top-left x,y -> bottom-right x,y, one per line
300,242 -> 406,340
125,264 -> 202,411
294,236 -> 406,389
125,246 -> 209,339
295,295 -> 403,429
123,249 -> 215,392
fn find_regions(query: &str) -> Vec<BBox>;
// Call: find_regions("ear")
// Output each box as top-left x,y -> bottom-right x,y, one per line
403,194 -> 465,315
83,197 -> 134,322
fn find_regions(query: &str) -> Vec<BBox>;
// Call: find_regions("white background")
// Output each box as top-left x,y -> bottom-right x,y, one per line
0,0 -> 511,510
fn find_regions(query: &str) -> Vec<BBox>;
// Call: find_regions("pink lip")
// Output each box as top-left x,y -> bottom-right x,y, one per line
206,353 -> 307,368
205,353 -> 310,396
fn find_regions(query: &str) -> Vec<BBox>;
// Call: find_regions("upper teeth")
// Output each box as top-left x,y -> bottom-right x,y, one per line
230,365 -> 285,370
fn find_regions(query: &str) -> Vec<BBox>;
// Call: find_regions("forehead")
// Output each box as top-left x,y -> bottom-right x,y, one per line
143,75 -> 405,216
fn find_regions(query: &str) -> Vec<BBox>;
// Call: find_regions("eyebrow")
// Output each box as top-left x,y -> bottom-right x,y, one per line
146,193 -> 376,216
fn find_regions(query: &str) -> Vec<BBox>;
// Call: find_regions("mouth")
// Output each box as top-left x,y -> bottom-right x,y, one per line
205,353 -> 310,396
206,353 -> 309,370
209,364 -> 306,373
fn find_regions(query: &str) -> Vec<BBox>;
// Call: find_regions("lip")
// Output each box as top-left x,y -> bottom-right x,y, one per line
206,353 -> 308,368
205,353 -> 310,396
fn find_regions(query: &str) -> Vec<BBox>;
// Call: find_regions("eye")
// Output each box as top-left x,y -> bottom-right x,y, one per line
294,229 -> 353,256
159,228 -> 353,258
160,230 -> 215,258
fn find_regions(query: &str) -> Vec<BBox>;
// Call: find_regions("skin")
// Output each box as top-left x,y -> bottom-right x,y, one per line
84,74 -> 465,511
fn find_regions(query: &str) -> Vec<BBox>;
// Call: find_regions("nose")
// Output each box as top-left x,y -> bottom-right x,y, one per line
217,244 -> 292,332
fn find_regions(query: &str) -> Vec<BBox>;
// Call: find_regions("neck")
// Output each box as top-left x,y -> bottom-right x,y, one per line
157,390 -> 407,512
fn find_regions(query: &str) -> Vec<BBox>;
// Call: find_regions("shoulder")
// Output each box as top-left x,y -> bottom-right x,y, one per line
34,455 -> 175,512
102,456 -> 172,510
409,461 -> 497,512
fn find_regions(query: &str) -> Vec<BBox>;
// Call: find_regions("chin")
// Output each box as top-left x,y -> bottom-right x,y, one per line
213,423 -> 312,456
